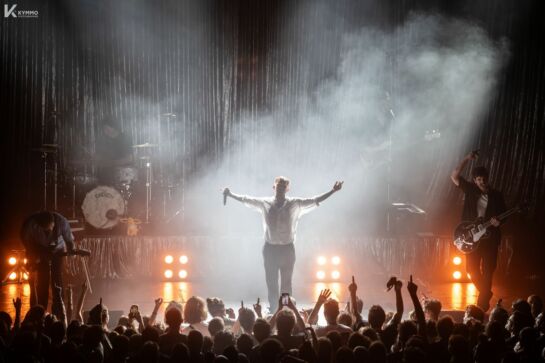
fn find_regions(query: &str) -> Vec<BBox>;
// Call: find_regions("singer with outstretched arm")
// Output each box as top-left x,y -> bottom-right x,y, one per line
223,177 -> 343,311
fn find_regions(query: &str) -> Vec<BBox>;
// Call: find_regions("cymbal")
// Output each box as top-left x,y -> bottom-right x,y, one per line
31,146 -> 58,153
132,142 -> 158,148
67,158 -> 94,165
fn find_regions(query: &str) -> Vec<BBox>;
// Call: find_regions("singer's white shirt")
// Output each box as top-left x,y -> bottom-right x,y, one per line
240,196 -> 320,245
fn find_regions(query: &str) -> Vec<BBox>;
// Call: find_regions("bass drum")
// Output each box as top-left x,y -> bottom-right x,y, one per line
81,186 -> 125,229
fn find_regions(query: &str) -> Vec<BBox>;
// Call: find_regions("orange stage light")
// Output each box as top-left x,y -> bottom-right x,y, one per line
179,255 -> 188,264
164,269 -> 173,278
316,271 -> 326,280
452,256 -> 462,265
8,257 -> 17,266
452,271 -> 462,280
317,256 -> 327,265
164,255 -> 174,264
331,256 -> 341,265
178,270 -> 188,279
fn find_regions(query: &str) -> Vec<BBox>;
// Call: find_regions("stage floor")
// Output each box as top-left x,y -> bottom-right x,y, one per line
2,277 -> 541,325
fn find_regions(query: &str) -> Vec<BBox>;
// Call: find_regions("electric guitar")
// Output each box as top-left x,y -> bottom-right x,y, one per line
453,204 -> 526,254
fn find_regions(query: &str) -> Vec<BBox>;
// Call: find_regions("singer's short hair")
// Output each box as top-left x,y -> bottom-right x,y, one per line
274,176 -> 290,186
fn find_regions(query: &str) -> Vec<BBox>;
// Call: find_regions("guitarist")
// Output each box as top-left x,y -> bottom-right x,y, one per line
451,151 -> 506,311
21,210 -> 76,322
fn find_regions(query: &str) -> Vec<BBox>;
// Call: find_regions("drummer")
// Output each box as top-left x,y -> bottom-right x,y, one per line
96,118 -> 133,184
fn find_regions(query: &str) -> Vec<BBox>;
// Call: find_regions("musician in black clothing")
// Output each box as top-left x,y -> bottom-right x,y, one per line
21,211 -> 75,321
451,151 -> 506,311
95,120 -> 133,183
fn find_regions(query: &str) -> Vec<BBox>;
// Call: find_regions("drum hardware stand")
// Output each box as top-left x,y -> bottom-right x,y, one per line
385,91 -> 395,235
72,175 -> 77,219
42,151 -> 49,209
80,255 -> 92,294
145,161 -> 152,224
53,158 -> 58,210
161,183 -> 174,219
33,145 -> 59,210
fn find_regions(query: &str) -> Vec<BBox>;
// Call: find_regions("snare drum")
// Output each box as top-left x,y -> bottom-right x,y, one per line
73,171 -> 98,186
81,185 -> 125,229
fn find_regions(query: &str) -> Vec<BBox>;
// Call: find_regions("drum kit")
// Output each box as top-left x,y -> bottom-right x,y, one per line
32,141 -> 180,234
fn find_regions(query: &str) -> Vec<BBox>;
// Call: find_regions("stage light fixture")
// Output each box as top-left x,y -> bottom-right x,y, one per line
23,273 -> 29,280
331,256 -> 340,265
316,271 -> 326,280
452,256 -> 462,265
8,272 -> 17,280
179,255 -> 188,264
317,256 -> 327,265
452,271 -> 462,280
165,255 -> 174,264
178,270 -> 188,279
164,269 -> 173,279
8,257 -> 16,266
23,258 -> 27,264
331,270 -> 340,280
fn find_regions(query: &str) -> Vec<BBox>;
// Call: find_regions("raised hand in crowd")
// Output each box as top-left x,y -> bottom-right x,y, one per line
385,276 -> 403,328
147,297 -> 163,327
12,297 -> 22,332
253,297 -> 262,318
307,289 -> 332,325
407,275 -> 427,339
305,326 -> 319,353
74,282 -> 88,323
348,276 -> 363,324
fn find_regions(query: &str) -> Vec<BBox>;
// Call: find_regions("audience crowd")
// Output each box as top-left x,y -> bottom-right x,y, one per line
0,275 -> 544,363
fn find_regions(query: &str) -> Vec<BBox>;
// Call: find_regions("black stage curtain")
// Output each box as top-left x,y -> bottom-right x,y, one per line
1,0 -> 544,271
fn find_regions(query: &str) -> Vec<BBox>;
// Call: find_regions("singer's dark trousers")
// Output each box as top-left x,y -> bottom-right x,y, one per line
263,243 -> 295,312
